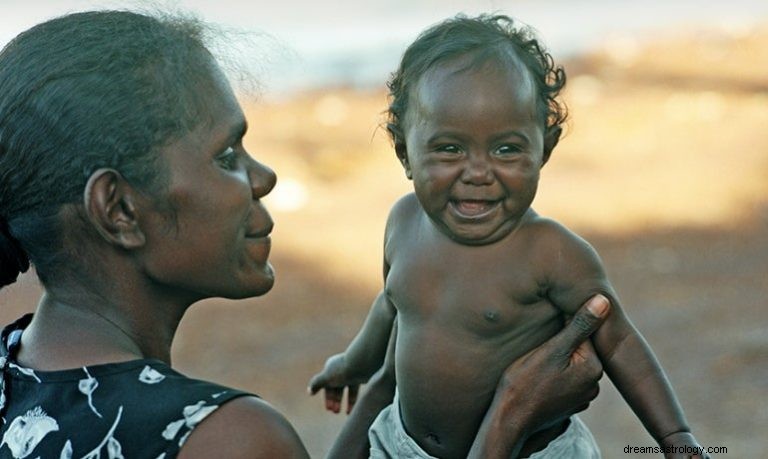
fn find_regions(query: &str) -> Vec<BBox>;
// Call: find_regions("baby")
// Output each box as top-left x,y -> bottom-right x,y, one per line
310,14 -> 706,459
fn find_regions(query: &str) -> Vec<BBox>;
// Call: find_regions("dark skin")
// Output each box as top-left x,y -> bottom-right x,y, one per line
311,57 -> 707,459
9,56 -> 608,458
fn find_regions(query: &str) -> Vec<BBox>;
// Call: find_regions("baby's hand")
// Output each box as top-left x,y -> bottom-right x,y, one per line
660,432 -> 710,459
308,353 -> 366,414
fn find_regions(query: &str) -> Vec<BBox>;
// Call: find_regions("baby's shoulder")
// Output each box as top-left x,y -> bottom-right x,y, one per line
385,193 -> 421,231
389,193 -> 420,218
521,214 -> 595,261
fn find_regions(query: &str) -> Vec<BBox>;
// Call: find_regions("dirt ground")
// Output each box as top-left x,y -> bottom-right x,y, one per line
1,22 -> 767,458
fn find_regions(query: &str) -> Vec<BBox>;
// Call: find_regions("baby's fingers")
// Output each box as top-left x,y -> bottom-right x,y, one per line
308,372 -> 327,395
325,387 -> 343,413
346,385 -> 359,414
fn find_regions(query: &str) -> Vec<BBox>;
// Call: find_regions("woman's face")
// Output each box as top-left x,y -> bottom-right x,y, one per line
140,68 -> 277,302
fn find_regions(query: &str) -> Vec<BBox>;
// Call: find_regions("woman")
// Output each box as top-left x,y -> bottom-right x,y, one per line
0,10 -> 607,458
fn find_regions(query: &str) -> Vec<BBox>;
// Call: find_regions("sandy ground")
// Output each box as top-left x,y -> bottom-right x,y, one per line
1,22 -> 767,458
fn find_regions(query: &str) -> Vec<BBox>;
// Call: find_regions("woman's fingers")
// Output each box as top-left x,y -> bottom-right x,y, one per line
549,294 -> 610,357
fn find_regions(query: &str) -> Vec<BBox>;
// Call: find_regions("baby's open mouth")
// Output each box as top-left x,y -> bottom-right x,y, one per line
449,199 -> 501,218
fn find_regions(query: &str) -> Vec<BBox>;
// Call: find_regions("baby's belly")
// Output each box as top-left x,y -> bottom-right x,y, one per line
395,318 -> 562,459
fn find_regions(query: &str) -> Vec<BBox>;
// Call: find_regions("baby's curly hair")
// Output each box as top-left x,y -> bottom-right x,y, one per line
386,14 -> 567,144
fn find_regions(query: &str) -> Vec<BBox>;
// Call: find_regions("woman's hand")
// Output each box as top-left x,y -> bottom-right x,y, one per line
469,294 -> 611,459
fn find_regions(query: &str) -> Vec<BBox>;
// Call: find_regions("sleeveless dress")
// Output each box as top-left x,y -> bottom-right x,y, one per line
0,314 -> 252,459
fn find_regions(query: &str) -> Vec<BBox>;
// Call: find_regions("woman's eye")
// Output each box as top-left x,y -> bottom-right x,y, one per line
216,147 -> 239,170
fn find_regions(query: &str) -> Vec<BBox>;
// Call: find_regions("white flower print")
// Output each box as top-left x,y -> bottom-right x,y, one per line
211,391 -> 227,399
78,367 -> 102,418
107,437 -> 123,459
0,406 -> 59,459
178,431 -> 191,448
161,420 -> 184,441
182,401 -> 218,427
8,364 -> 41,383
59,440 -> 72,459
160,401 -> 219,444
138,366 -> 165,385
81,406 -> 123,459
154,454 -> 166,459
0,384 -> 6,413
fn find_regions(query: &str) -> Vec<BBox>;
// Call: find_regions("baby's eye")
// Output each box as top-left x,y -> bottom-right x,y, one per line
435,144 -> 462,154
495,144 -> 523,155
216,147 -> 239,170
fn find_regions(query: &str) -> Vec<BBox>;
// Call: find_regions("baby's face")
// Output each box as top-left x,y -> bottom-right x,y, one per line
400,57 -> 550,245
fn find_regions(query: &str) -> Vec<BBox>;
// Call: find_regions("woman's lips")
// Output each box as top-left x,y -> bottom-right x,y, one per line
246,222 -> 273,239
449,199 -> 501,219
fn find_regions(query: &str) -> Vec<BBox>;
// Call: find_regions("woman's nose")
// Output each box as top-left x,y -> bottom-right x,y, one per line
249,159 -> 277,199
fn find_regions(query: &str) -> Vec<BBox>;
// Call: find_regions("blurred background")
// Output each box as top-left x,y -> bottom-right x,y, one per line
1,0 -> 767,457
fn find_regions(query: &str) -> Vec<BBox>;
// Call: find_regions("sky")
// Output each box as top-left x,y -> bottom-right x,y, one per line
2,0 -> 768,92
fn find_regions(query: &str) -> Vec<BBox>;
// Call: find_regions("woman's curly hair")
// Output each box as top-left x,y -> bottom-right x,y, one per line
386,14 -> 567,144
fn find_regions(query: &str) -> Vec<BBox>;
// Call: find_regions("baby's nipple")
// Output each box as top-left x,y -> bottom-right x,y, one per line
484,310 -> 500,322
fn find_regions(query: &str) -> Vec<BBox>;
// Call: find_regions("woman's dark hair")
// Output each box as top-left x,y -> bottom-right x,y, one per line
0,10 -> 218,288
386,13 -> 568,144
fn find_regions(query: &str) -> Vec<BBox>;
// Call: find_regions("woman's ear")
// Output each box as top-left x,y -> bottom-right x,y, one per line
395,142 -> 412,180
542,125 -> 562,166
83,169 -> 146,249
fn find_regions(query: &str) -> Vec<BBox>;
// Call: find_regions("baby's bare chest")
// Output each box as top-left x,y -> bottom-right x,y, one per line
385,236 -> 559,338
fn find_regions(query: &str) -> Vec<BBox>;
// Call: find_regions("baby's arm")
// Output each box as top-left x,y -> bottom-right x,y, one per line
308,290 -> 396,413
537,220 -> 704,453
309,199 -> 407,413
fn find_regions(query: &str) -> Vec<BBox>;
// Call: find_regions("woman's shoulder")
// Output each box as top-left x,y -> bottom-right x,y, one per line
0,356 -> 255,458
177,396 -> 309,459
0,313 -> 309,458
103,362 -> 309,458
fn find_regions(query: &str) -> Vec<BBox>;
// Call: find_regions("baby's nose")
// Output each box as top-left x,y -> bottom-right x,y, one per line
461,156 -> 493,185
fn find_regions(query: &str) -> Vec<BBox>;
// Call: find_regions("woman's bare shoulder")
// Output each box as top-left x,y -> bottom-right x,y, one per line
178,396 -> 309,459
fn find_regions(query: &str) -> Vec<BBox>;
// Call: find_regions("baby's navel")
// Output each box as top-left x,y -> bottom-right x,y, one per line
484,310 -> 500,322
426,432 -> 441,444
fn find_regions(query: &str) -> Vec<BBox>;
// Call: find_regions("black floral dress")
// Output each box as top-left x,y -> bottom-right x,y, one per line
0,314 -> 251,458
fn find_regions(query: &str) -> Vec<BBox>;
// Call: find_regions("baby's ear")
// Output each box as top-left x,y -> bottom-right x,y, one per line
395,142 -> 412,180
542,125 -> 562,166
83,169 -> 146,249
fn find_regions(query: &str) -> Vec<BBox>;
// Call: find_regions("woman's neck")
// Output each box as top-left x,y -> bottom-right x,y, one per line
15,285 -> 187,371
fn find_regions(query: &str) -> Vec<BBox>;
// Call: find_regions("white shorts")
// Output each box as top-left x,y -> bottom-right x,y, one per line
368,391 -> 600,459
